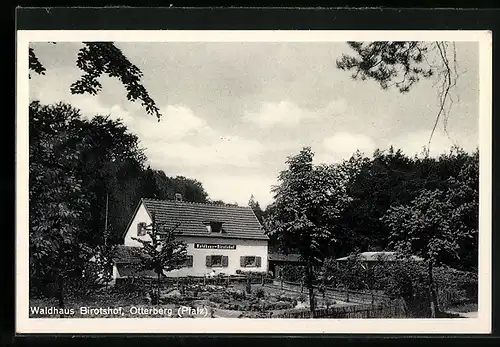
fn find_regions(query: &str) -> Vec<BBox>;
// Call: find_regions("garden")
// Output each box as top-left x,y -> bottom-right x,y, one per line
29,278 -> 351,319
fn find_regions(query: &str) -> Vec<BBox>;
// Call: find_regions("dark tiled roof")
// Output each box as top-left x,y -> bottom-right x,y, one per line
268,253 -> 303,263
137,198 -> 269,241
113,245 -> 145,264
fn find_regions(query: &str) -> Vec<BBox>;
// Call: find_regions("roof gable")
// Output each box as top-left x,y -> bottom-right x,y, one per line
128,198 -> 269,241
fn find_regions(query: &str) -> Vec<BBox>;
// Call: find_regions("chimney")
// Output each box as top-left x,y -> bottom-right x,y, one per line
175,193 -> 182,202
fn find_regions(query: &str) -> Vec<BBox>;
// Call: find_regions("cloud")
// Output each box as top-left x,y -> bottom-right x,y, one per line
318,132 -> 377,163
243,100 -> 319,128
121,104 -> 215,142
323,99 -> 349,116
146,135 -> 264,169
199,173 -> 276,208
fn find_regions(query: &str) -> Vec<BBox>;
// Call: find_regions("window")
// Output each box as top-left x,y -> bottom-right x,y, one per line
206,255 -> 228,268
245,256 -> 256,267
184,255 -> 193,268
210,221 -> 223,233
203,220 -> 224,233
137,222 -> 147,236
240,256 -> 262,268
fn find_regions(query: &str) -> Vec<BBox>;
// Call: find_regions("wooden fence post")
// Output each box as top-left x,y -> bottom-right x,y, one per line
301,280 -> 304,293
371,292 -> 374,305
346,288 -> 350,302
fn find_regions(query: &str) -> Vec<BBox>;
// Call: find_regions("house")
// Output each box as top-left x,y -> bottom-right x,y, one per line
335,251 -> 424,270
112,195 -> 269,281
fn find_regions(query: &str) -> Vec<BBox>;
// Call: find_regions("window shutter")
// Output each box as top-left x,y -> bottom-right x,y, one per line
222,256 -> 229,267
187,255 -> 193,267
256,256 -> 262,268
240,256 -> 245,267
206,255 -> 212,267
137,223 -> 142,236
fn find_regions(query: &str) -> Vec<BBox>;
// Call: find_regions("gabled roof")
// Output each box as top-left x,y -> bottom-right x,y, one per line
336,251 -> 423,262
124,198 -> 269,241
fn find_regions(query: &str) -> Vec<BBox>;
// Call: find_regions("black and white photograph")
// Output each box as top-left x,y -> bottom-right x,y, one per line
16,29 -> 492,334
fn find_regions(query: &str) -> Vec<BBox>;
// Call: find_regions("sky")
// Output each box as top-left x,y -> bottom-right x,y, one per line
29,41 -> 479,208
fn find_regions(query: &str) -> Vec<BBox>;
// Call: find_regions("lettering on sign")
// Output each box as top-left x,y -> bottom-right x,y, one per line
194,243 -> 236,250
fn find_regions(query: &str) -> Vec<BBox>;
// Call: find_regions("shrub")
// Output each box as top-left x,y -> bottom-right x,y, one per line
208,294 -> 225,304
255,287 -> 265,298
232,290 -> 246,300
274,301 -> 294,310
280,264 -> 304,282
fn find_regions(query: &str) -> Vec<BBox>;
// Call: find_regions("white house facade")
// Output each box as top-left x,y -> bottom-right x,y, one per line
113,196 -> 269,281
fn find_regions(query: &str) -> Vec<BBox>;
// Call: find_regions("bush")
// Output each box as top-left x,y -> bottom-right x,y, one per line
208,294 -> 225,304
280,265 -> 304,282
255,287 -> 265,298
232,290 -> 246,300
274,301 -> 294,310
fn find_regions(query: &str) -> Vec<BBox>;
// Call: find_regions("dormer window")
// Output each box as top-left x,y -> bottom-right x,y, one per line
203,220 -> 224,233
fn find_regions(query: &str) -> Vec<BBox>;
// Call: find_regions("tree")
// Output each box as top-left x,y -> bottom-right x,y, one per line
29,101 -> 150,301
267,147 -> 352,316
380,188 -> 473,317
209,199 -> 239,207
29,42 -> 161,120
131,213 -> 187,305
444,149 -> 479,271
29,101 -> 90,306
248,194 -> 266,225
75,114 -> 147,246
336,41 -> 459,146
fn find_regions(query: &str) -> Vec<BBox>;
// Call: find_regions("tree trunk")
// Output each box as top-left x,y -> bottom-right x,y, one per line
305,260 -> 315,317
428,261 -> 439,318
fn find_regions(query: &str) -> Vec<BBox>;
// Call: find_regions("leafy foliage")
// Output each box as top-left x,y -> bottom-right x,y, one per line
330,146 -> 478,272
29,42 -> 161,119
336,42 -> 433,93
267,147 -> 353,313
131,213 -> 187,305
379,158 -> 478,317
268,147 -> 352,261
29,48 -> 46,78
141,168 -> 209,203
29,101 -> 90,305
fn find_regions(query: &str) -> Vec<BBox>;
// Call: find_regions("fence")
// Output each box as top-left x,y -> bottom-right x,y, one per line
273,299 -> 407,319
271,279 -> 388,304
115,274 -> 273,289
